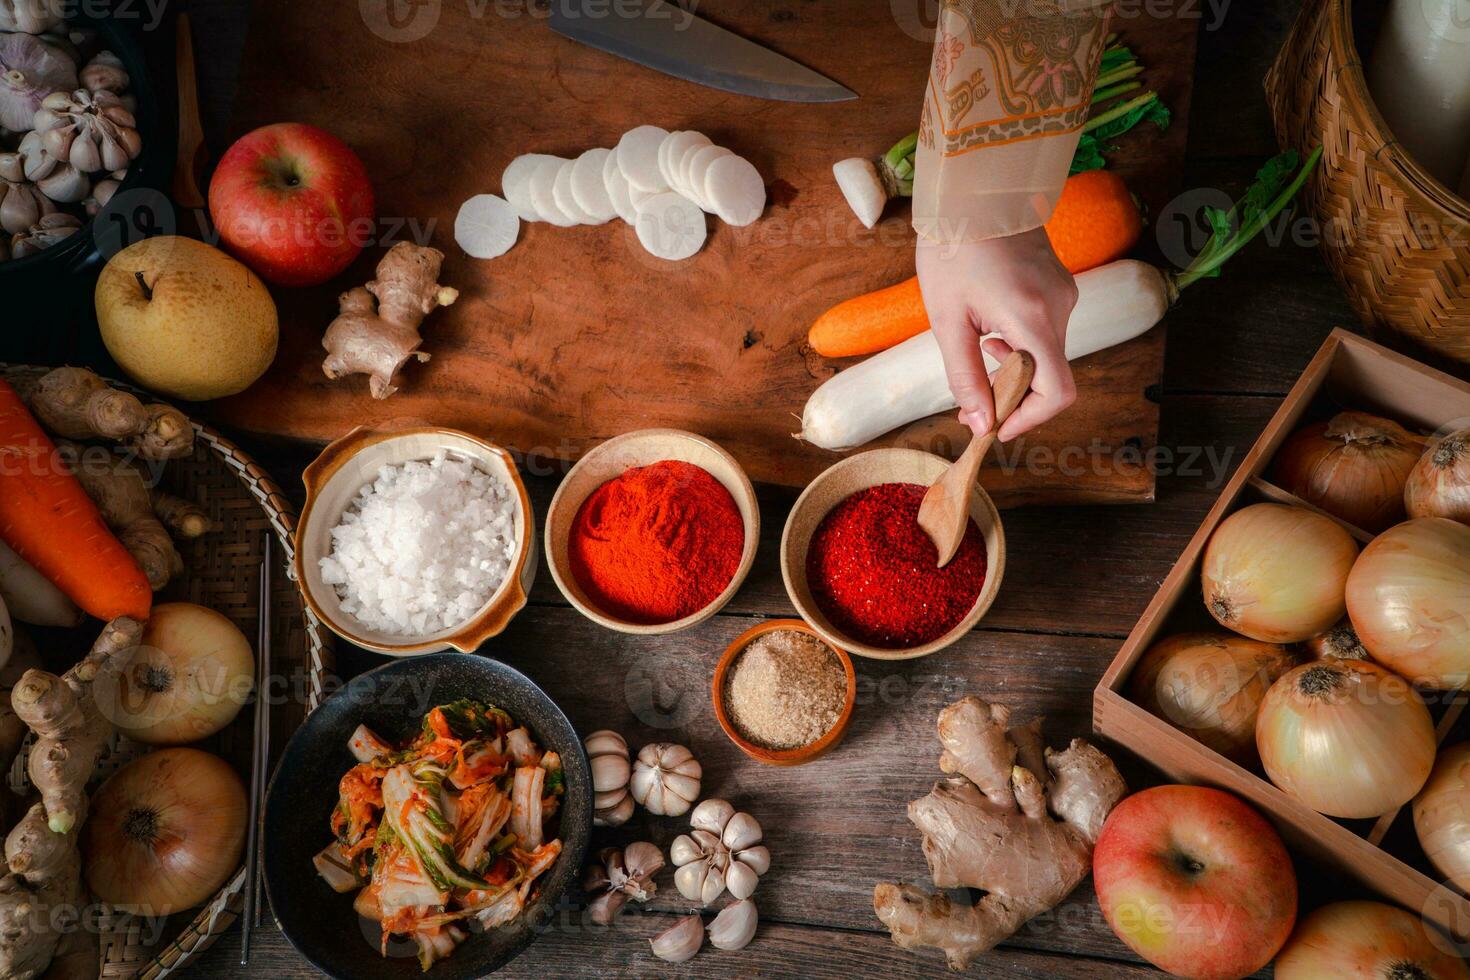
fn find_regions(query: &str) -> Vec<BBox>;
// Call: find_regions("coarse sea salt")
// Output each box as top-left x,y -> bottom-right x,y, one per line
319,453 -> 517,637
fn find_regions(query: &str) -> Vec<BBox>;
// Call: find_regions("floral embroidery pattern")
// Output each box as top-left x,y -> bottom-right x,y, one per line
933,32 -> 964,86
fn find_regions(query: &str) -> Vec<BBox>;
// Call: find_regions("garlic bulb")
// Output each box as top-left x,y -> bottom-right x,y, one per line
0,30 -> 76,131
80,50 -> 128,94
671,798 -> 769,905
0,0 -> 67,34
630,742 -> 701,816
582,842 -> 663,925
0,153 -> 54,235
585,729 -> 633,827
11,211 -> 78,257
649,914 -> 704,963
33,88 -> 142,175
708,899 -> 758,950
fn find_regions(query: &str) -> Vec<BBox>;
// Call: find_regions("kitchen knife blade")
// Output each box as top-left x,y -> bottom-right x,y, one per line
547,0 -> 856,102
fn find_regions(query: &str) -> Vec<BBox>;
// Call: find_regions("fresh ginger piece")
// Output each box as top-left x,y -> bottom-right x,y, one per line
321,241 -> 459,399
873,696 -> 1126,971
13,617 -> 143,835
153,491 -> 211,539
24,367 -> 193,460
63,445 -> 182,590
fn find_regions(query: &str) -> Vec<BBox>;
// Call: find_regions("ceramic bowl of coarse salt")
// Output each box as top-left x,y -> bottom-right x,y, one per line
295,425 -> 537,656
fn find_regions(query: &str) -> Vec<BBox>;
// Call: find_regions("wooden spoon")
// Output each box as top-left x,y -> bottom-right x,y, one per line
171,11 -> 207,210
917,350 -> 1035,567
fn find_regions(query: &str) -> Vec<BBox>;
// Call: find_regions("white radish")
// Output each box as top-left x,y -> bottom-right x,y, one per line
671,136 -> 711,199
635,191 -> 707,260
684,145 -> 732,212
570,148 -> 617,224
528,156 -> 574,226
800,260 -> 1174,450
454,194 -> 520,259
628,184 -> 660,211
833,157 -> 886,229
553,161 -> 596,224
704,154 -> 765,226
616,124 -> 671,193
501,153 -> 554,223
0,538 -> 80,627
603,148 -> 638,224
660,130 -> 709,191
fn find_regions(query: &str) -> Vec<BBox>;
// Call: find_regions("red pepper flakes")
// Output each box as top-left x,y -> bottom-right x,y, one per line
805,482 -> 986,649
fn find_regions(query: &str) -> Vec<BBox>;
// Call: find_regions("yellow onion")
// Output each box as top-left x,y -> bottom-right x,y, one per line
1256,659 -> 1434,818
1275,901 -> 1469,979
1414,742 -> 1470,892
1128,632 -> 1299,764
83,748 -> 247,915
1406,427 -> 1470,524
1202,503 -> 1359,643
1346,518 -> 1470,689
1304,617 -> 1370,661
1272,411 -> 1424,532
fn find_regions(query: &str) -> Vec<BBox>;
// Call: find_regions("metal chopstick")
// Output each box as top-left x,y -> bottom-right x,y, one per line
241,532 -> 272,964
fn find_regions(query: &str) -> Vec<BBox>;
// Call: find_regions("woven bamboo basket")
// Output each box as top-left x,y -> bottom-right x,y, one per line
1265,0 -> 1470,365
0,365 -> 333,979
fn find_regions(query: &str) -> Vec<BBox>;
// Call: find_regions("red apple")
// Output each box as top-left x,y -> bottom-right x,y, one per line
209,122 -> 375,287
1093,785 -> 1297,980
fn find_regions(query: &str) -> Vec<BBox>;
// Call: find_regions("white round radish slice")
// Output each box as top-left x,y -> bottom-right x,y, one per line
455,194 -> 520,259
501,153 -> 553,223
528,157 -> 574,226
683,145 -> 733,212
659,130 -> 708,191
628,184 -> 660,211
634,191 -> 706,261
616,124 -> 670,193
603,148 -> 638,225
554,161 -> 595,224
704,154 -> 766,227
570,148 -> 616,224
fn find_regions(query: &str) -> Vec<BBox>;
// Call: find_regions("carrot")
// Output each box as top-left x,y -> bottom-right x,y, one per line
808,170 -> 1145,359
0,379 -> 151,621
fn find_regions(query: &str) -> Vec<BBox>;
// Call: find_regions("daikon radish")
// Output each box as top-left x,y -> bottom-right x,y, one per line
528,156 -> 574,226
705,154 -> 765,226
684,145 -> 732,212
0,538 -> 80,627
801,261 -> 1172,449
501,153 -> 552,223
553,161 -> 596,224
570,148 -> 617,223
1367,0 -> 1470,187
603,148 -> 638,224
801,148 -> 1322,450
616,124 -> 670,193
454,194 -> 519,259
661,130 -> 709,190
635,192 -> 706,260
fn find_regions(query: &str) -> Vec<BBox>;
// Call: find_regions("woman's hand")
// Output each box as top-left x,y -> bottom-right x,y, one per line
916,227 -> 1078,441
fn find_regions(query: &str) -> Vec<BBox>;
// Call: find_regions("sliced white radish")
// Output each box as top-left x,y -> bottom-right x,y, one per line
570,148 -> 617,224
603,148 -> 638,225
628,184 -> 660,211
684,145 -> 733,212
528,157 -> 574,227
616,124 -> 670,193
832,157 -> 886,229
635,192 -> 706,260
501,153 -> 553,223
554,161 -> 595,224
704,154 -> 766,227
455,194 -> 520,259
660,130 -> 709,191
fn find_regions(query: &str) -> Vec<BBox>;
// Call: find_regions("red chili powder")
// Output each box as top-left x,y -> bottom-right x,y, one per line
806,482 -> 986,648
569,460 -> 744,625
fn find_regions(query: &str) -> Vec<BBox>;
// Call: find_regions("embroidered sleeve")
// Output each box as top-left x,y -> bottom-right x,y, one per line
913,0 -> 1111,243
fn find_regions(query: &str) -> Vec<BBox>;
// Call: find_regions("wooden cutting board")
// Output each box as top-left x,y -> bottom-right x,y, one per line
212,0 -> 1198,506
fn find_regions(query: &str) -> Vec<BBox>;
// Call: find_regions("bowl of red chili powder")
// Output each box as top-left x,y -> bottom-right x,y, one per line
546,429 -> 759,634
780,448 -> 1006,659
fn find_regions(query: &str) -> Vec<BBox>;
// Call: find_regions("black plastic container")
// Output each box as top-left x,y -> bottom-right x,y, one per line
0,9 -> 176,368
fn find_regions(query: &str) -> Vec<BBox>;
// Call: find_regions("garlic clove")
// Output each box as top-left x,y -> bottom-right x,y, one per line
593,792 -> 634,828
623,841 -> 665,880
722,812 -> 763,851
661,772 -> 701,805
587,889 -> 628,926
594,785 -> 628,810
655,787 -> 694,817
649,914 -> 704,963
674,858 -> 711,903
726,860 -> 759,901
698,863 -> 726,906
734,845 -> 771,876
669,833 -> 703,866
691,798 -> 735,835
584,729 -> 627,757
707,899 -> 758,951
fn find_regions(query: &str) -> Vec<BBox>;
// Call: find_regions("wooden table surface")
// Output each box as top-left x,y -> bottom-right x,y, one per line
179,0 -> 1392,976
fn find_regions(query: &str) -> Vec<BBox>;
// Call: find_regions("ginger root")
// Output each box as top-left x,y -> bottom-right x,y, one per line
321,241 -> 459,399
0,618 -> 141,979
63,446 -> 183,590
24,367 -> 193,460
152,491 -> 211,539
873,696 -> 1126,971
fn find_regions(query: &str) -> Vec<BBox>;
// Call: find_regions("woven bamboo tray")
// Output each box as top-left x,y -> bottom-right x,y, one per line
0,365 -> 334,979
1265,0 -> 1470,365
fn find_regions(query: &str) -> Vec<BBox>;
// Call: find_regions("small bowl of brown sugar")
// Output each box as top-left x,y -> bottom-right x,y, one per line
713,619 -> 856,766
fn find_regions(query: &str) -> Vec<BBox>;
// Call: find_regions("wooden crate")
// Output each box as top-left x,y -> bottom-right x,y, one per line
1094,327 -> 1470,938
